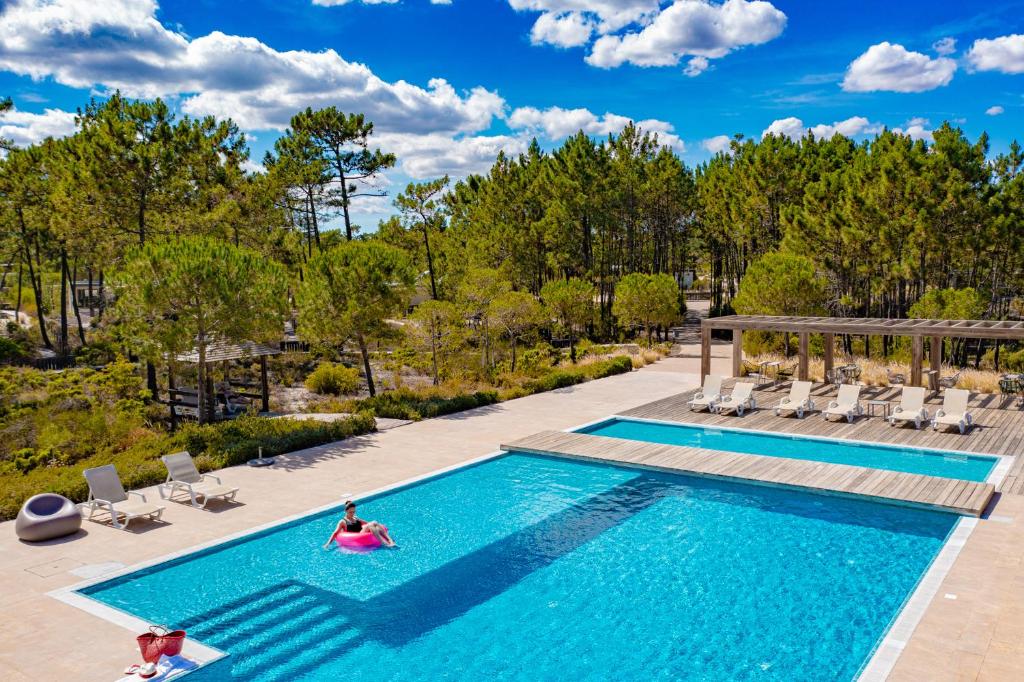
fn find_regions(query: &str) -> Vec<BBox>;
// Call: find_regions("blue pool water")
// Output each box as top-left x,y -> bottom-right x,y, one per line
82,454 -> 957,681
580,418 -> 997,482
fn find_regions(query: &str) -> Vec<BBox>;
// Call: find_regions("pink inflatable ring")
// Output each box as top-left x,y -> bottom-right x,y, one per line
334,525 -> 387,550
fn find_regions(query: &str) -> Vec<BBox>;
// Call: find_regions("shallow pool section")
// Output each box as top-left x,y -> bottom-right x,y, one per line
579,417 -> 997,482
81,454 -> 957,681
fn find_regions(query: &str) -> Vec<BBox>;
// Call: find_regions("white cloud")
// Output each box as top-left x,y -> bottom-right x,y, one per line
0,0 -> 683,181
761,115 -> 879,140
842,42 -> 956,93
683,56 -> 709,77
529,11 -> 595,48
0,0 -> 504,135
509,1 -> 785,71
509,1 -> 660,37
0,107 -> 77,147
893,117 -> 933,141
966,34 -> 1024,74
378,132 -> 530,178
508,105 -> 683,149
932,37 -> 956,56
986,105 -> 1004,116
701,134 -> 732,154
313,0 -> 452,5
586,0 -> 787,69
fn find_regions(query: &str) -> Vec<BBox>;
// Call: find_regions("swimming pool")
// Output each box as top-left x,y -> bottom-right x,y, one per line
80,454 -> 957,681
578,417 -> 998,482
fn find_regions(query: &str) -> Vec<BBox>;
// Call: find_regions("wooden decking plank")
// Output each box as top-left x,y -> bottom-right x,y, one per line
503,429 -> 991,515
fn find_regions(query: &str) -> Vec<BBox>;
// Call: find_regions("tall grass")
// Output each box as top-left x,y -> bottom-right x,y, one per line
742,352 -> 1004,391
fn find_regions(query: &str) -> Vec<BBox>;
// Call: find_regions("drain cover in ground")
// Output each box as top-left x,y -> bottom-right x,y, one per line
25,557 -> 83,577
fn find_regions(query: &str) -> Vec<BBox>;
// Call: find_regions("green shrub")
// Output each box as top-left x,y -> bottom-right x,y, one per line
305,362 -> 361,396
349,387 -> 499,421
0,412 -> 377,521
0,336 -> 30,364
350,355 -> 632,420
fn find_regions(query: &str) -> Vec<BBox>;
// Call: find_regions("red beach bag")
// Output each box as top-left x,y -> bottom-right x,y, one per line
137,625 -> 187,663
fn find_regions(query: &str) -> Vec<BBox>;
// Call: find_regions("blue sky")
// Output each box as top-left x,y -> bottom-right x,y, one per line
1,0 -> 1023,231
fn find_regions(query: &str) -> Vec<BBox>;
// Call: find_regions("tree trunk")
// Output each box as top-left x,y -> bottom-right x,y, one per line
197,344 -> 207,425
429,324 -> 440,386
338,168 -> 354,240
67,257 -> 87,346
58,248 -> 69,356
422,223 -> 438,300
87,267 -> 95,317
15,259 -> 23,319
357,333 -> 376,396
17,208 -> 52,349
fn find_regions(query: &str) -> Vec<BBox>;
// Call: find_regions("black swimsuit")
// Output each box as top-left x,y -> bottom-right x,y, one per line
343,518 -> 363,533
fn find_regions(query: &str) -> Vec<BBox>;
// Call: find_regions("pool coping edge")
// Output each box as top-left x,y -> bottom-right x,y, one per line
46,449 -> 507,680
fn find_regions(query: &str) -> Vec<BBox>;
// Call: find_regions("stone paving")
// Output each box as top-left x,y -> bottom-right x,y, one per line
2,353 -> 1022,681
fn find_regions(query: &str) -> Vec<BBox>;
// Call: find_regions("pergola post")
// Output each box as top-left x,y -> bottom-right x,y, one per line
911,336 -> 924,387
823,333 -> 834,380
260,355 -> 270,413
798,332 -> 809,381
700,323 -> 711,379
930,336 -> 941,370
732,329 -> 743,378
167,364 -> 177,430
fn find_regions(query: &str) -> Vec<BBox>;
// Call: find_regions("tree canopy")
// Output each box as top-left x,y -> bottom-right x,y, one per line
612,272 -> 680,345
112,237 -> 288,421
297,241 -> 415,395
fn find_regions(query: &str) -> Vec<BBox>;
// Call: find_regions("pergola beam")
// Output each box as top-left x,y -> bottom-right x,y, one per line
702,315 -> 1024,340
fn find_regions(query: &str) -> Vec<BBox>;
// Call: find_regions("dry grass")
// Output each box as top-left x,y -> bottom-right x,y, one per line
575,344 -> 667,370
743,352 -> 1005,391
957,369 -> 1001,394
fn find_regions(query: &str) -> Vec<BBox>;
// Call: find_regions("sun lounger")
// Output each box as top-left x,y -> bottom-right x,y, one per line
822,384 -> 863,423
888,386 -> 930,429
688,375 -> 724,412
159,451 -> 239,509
774,380 -> 815,418
932,388 -> 973,434
715,382 -> 756,416
82,464 -> 165,530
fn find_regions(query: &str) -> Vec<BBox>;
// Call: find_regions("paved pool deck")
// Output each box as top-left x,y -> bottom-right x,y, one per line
1,354 -> 1022,681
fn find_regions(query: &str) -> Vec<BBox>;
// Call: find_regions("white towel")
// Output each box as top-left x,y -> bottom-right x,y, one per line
118,655 -> 198,682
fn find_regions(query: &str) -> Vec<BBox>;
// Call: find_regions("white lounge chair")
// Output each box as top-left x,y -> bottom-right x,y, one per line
159,451 -> 239,509
889,386 -> 930,429
774,380 -> 815,418
688,375 -> 724,412
715,382 -> 756,416
822,384 -> 863,423
82,464 -> 165,530
932,388 -> 974,434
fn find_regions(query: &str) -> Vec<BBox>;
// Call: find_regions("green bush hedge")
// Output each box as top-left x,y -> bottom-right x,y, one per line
304,362 -> 361,396
0,412 -> 376,521
350,388 -> 500,421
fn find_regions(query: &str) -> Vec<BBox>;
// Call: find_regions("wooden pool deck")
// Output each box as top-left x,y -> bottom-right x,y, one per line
501,430 -> 995,516
498,381 -> 1024,516
618,382 -> 1024,496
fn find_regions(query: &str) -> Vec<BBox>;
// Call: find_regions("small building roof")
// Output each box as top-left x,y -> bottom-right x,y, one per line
174,341 -> 282,364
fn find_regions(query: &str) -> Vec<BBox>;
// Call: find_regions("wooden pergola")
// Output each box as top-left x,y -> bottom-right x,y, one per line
701,315 -> 1024,386
169,341 -> 281,423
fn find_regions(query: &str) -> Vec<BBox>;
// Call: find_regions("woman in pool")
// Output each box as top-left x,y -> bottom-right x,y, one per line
324,501 -> 396,548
